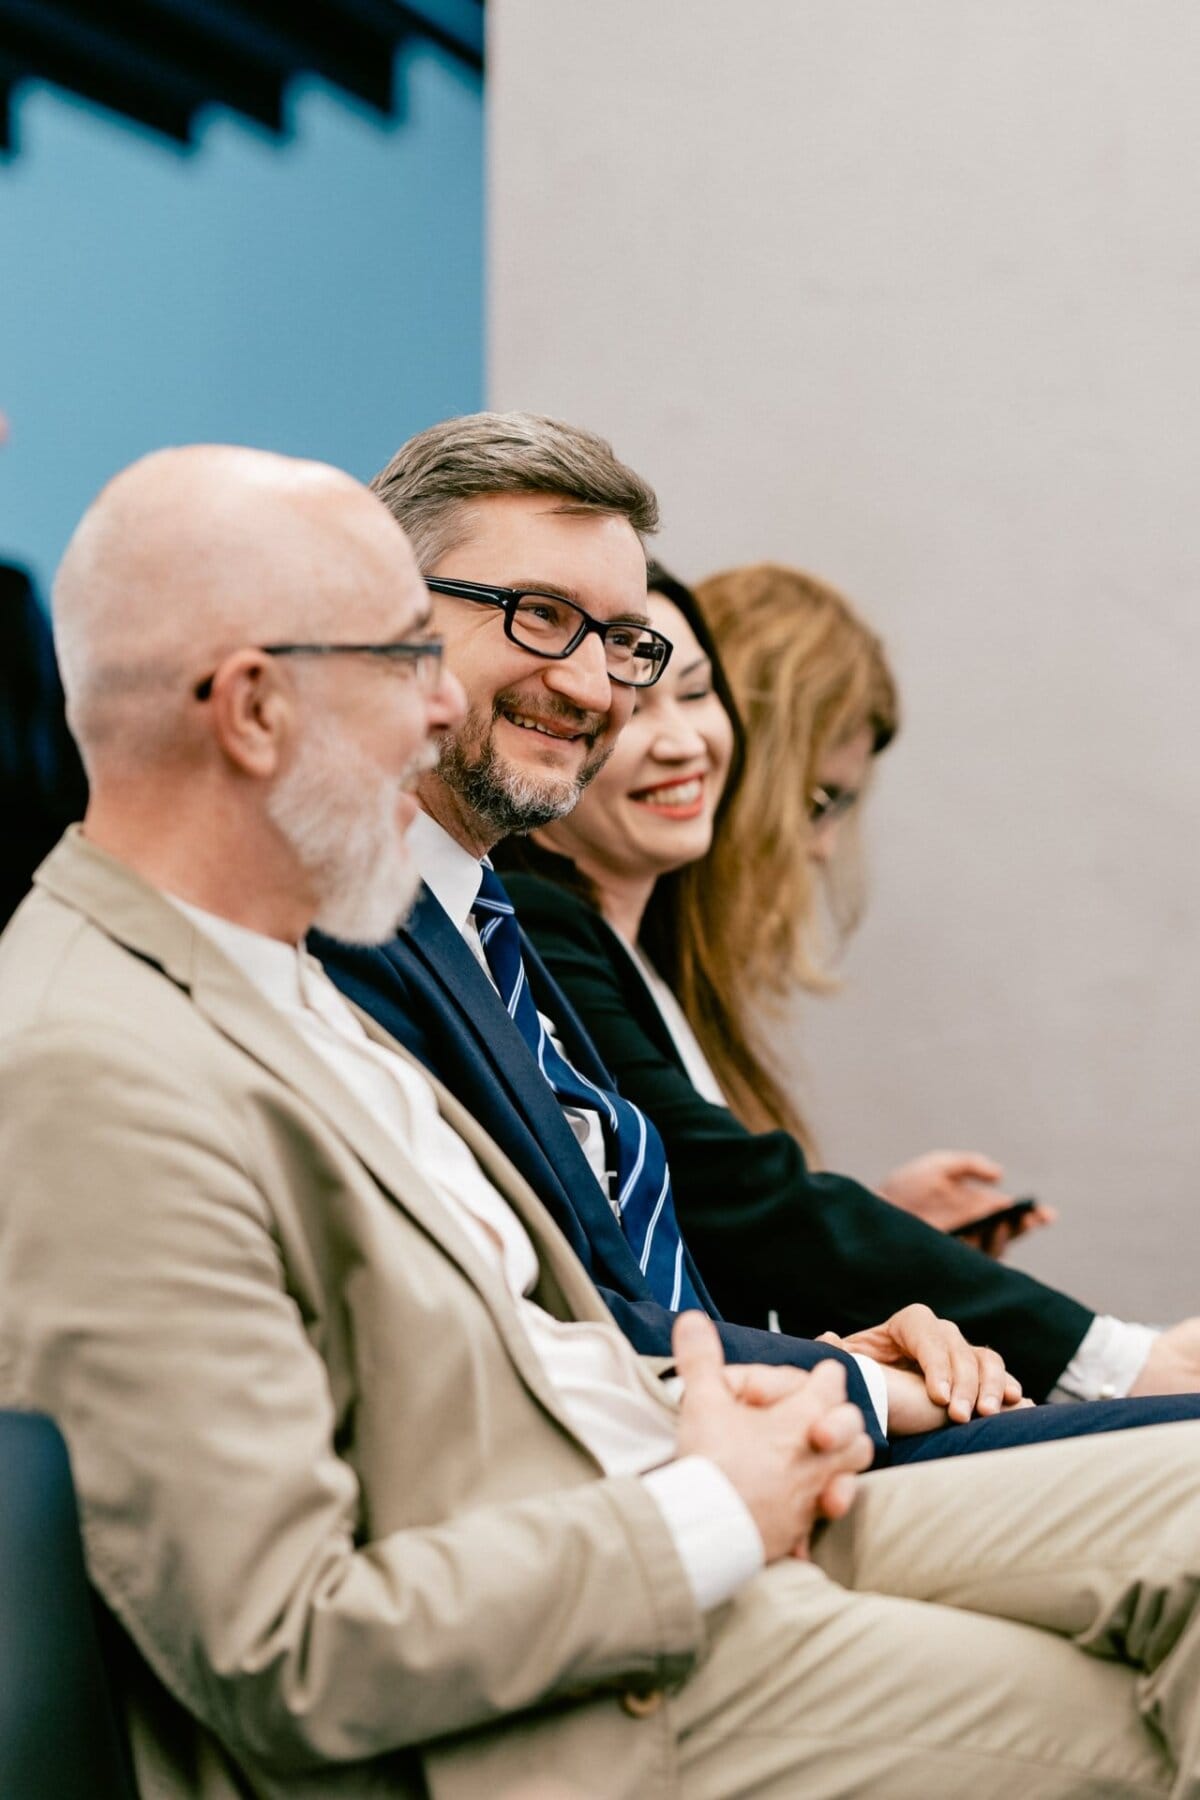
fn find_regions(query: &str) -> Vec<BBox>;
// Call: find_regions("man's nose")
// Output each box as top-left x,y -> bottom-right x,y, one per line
542,631 -> 613,713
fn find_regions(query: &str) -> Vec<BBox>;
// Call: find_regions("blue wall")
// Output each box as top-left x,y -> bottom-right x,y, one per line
0,38 -> 483,597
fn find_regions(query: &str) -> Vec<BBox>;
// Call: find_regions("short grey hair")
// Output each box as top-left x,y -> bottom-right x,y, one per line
370,411 -> 659,570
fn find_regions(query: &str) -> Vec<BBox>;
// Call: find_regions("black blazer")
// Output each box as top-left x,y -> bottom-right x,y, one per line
501,873 -> 1096,1404
313,890 -> 888,1456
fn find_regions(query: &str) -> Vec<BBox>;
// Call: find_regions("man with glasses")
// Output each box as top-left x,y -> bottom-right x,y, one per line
322,409 -> 1200,1434
321,414 -> 1018,1433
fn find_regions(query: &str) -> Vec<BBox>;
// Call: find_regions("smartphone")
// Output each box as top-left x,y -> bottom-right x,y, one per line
950,1196 -> 1038,1239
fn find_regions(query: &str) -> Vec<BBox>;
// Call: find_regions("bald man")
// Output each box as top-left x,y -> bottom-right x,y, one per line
3,447 -> 1200,1799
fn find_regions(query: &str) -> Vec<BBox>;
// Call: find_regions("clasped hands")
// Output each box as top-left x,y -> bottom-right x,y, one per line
674,1312 -> 872,1564
673,1304 -> 1028,1565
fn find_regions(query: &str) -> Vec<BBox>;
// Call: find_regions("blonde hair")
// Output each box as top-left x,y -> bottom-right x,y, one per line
691,562 -> 899,1153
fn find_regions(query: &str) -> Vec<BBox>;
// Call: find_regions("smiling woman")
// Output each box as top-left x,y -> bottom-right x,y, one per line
523,571 -> 738,947
498,562 -> 773,1117
502,560 -> 1049,1256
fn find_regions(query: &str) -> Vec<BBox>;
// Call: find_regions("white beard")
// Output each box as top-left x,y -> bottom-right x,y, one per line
267,713 -> 423,946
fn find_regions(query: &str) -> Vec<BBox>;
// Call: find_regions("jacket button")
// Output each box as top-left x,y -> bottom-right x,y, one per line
621,1688 -> 665,1718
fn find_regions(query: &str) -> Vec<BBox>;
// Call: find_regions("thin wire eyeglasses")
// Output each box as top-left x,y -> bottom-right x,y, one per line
425,576 -> 672,689
192,638 -> 445,701
807,783 -> 860,827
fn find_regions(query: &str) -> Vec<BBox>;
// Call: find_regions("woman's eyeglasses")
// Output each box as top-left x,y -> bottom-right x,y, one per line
807,783 -> 859,827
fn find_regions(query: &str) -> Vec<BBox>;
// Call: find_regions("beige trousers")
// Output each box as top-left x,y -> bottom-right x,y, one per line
675,1420 -> 1200,1798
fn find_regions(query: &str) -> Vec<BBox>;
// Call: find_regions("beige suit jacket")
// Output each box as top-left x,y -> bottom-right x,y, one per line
0,833 -> 706,1799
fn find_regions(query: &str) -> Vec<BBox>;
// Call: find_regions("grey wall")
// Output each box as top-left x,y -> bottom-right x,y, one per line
489,0 -> 1200,1320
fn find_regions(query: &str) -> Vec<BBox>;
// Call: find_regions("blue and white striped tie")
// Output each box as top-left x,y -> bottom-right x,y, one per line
473,863 -> 701,1314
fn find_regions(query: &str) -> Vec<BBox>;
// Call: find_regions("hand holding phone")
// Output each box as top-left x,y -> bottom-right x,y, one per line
950,1196 -> 1041,1256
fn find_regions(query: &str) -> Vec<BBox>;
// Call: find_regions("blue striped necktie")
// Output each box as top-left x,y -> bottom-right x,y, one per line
472,863 -> 702,1314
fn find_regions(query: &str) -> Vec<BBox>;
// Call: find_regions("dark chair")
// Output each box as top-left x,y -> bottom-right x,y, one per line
0,564 -> 88,934
0,1410 -> 138,1798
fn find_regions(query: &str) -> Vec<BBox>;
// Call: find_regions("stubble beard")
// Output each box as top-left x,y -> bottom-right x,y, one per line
435,695 -> 613,839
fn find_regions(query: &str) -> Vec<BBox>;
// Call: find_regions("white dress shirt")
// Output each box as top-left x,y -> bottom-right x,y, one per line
175,898 -> 765,1613
616,933 -> 1160,1405
625,940 -> 729,1107
407,813 -> 889,1433
1047,1315 -> 1159,1404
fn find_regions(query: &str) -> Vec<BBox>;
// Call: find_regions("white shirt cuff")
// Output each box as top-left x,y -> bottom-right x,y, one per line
641,1456 -> 764,1612
1046,1314 -> 1160,1403
850,1353 -> 889,1437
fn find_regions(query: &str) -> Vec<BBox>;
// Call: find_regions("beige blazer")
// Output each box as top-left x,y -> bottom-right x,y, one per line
0,832 -> 707,1800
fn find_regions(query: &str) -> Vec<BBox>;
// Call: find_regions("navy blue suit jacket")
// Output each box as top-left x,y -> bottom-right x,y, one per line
313,888 -> 889,1456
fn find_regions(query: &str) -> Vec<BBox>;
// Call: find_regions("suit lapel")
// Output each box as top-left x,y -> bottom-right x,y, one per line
191,959 -> 615,1438
394,1035 -> 680,1418
354,1016 -> 615,1334
34,834 -> 613,1441
399,894 -> 666,1300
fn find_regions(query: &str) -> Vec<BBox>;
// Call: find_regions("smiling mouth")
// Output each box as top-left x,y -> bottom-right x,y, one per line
631,775 -> 707,816
500,707 -> 588,744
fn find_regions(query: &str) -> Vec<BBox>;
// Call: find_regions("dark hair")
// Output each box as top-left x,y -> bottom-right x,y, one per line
641,560 -> 747,795
634,560 -> 746,981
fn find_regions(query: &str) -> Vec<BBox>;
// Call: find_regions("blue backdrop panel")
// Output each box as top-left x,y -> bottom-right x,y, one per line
0,33 -> 483,594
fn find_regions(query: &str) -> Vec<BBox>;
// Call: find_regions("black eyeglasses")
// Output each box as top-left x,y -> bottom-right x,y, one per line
192,638 -> 444,701
425,576 -> 672,689
807,783 -> 860,827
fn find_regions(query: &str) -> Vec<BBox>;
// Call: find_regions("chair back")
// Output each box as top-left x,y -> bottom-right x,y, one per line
0,1410 -> 138,1797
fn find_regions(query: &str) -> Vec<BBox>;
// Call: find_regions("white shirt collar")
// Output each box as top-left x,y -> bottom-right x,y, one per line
172,897 -> 307,1011
407,809 -> 487,931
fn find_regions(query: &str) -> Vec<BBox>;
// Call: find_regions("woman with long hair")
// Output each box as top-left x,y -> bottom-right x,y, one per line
498,561 -> 1200,1443
691,561 -> 1051,1244
502,560 -> 1047,1252
691,562 -> 897,1142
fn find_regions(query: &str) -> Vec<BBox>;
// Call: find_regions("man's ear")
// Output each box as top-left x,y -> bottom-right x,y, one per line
206,651 -> 293,778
